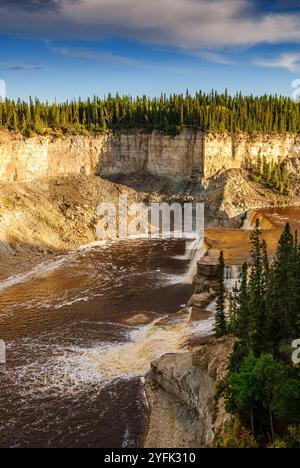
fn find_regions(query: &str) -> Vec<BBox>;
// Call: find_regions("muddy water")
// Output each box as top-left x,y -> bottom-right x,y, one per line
0,238 -> 196,448
206,207 -> 300,265
0,207 -> 298,448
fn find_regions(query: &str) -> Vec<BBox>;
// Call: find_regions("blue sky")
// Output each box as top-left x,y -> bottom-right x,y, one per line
1,0 -> 300,101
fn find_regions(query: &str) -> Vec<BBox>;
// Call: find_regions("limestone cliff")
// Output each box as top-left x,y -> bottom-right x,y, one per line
1,130 -> 300,183
143,336 -> 236,448
203,132 -> 300,178
0,130 -> 203,182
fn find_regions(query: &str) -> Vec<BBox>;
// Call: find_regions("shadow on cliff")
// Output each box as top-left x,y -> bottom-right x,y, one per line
101,173 -> 205,197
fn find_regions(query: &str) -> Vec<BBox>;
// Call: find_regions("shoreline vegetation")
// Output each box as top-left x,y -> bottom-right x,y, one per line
2,91 -> 300,137
214,221 -> 300,448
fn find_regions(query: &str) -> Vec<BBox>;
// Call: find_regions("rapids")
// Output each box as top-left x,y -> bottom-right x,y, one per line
0,206 -> 299,447
0,237 -> 199,448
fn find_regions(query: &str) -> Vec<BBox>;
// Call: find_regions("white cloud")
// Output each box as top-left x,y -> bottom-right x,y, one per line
46,42 -> 205,74
48,44 -> 139,66
255,53 -> 300,72
184,49 -> 234,65
1,0 -> 300,50
0,61 -> 43,71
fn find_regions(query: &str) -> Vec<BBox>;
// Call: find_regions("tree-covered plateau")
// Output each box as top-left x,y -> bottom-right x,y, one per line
1,91 -> 300,136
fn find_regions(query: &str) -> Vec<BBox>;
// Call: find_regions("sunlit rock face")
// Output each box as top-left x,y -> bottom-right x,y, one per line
1,130 -> 300,183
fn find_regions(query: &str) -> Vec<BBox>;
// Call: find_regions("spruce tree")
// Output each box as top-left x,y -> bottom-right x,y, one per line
249,220 -> 267,356
233,263 -> 250,345
1,91 -> 300,135
222,223 -> 300,446
214,251 -> 227,338
268,223 -> 298,351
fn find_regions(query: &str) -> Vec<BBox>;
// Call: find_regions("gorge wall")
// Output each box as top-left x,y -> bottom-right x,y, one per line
143,336 -> 237,448
1,130 -> 300,183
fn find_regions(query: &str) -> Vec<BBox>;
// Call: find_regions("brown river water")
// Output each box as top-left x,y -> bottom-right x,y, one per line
0,238 -> 195,448
0,207 -> 300,448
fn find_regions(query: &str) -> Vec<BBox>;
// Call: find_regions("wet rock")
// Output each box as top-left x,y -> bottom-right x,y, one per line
187,292 -> 214,309
196,257 -> 220,278
190,307 -> 211,322
192,275 -> 218,294
118,312 -> 159,326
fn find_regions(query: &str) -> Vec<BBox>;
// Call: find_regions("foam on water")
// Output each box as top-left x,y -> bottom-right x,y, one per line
66,316 -> 190,383
79,240 -> 108,250
2,311 -> 193,400
190,315 -> 215,338
0,236 -> 198,447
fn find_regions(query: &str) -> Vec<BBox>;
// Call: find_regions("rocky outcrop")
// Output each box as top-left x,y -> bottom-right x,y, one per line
143,336 -> 236,448
187,291 -> 215,309
1,130 -> 300,183
204,168 -> 300,222
197,257 -> 220,278
192,256 -> 220,296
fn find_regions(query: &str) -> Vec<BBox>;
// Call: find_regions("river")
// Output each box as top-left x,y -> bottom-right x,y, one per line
0,238 -> 197,448
0,207 -> 300,448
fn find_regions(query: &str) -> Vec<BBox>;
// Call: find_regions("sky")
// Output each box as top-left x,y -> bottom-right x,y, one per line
1,0 -> 300,101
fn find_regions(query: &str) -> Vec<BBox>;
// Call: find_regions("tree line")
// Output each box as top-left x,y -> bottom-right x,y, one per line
1,91 -> 300,136
215,222 -> 300,447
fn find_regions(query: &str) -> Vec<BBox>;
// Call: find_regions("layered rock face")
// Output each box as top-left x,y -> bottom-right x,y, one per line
203,132 -> 300,178
0,130 -> 204,182
143,336 -> 236,448
0,133 -> 108,182
1,130 -> 300,183
102,130 -> 204,180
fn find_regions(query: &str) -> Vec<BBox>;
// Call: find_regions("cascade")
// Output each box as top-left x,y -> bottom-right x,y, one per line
242,210 -> 275,230
185,235 -> 208,283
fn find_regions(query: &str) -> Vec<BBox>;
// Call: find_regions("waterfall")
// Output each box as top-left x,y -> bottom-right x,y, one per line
242,210 -> 255,230
224,265 -> 242,292
185,235 -> 208,283
207,265 -> 241,315
51,310 -> 194,388
242,210 -> 275,231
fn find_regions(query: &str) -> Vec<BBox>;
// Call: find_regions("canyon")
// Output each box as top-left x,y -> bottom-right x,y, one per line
0,129 -> 299,269
1,129 -> 300,448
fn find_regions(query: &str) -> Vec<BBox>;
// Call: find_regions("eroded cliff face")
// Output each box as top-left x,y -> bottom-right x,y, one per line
0,130 -> 204,182
143,336 -> 236,448
1,130 -> 300,183
203,132 -> 300,178
0,132 -> 108,182
0,174 -> 170,280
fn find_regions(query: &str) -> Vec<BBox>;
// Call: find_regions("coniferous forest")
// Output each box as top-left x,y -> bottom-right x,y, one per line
251,159 -> 292,195
215,222 -> 300,448
1,91 -> 300,136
